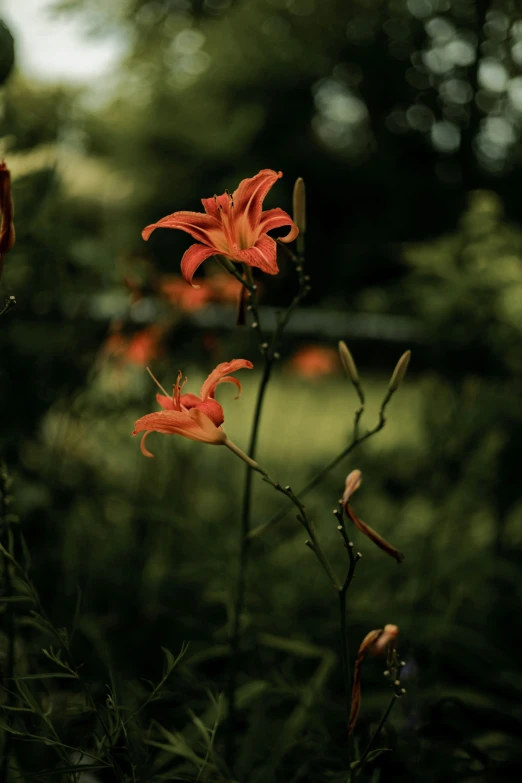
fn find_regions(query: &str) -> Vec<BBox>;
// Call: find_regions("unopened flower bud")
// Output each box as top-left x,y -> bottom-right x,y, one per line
388,350 -> 411,392
338,340 -> 359,384
292,177 -> 306,234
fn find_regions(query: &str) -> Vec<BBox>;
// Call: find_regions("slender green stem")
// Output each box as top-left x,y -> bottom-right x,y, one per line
224,363 -> 283,770
335,505 -> 362,727
353,694 -> 397,775
0,295 -> 16,318
248,392 -> 395,540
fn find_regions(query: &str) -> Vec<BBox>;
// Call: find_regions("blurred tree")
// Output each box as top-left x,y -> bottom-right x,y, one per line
0,19 -> 15,87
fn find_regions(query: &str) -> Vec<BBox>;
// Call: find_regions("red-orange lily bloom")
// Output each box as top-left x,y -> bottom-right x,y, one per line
142,169 -> 299,287
133,359 -> 253,456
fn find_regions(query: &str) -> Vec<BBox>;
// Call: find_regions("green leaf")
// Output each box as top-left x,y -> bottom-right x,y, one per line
350,748 -> 391,771
161,641 -> 189,678
0,595 -> 35,604
14,672 -> 79,680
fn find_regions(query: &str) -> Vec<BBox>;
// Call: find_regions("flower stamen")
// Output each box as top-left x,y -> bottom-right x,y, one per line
146,366 -> 170,398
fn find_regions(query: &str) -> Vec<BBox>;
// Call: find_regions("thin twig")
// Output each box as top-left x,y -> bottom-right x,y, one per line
248,389 -> 396,541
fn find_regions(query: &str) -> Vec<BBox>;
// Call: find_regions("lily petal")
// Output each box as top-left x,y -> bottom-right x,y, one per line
258,207 -> 299,243
346,506 -> 404,564
133,408 -> 224,444
232,169 -> 282,232
201,193 -> 230,219
233,235 -> 279,275
140,431 -> 155,458
179,392 -> 204,409
200,359 -> 254,400
142,210 -> 221,244
156,391 -> 201,410
195,398 -> 225,427
187,407 -> 227,443
180,243 -> 220,288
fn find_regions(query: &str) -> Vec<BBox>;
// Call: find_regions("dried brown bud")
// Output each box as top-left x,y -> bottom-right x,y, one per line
342,469 -> 362,505
338,340 -> 359,384
345,503 -> 404,564
292,177 -> 306,234
0,160 -> 15,279
348,624 -> 400,736
388,350 -> 411,392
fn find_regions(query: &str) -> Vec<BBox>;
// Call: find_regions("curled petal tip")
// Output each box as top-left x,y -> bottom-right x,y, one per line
343,469 -> 362,504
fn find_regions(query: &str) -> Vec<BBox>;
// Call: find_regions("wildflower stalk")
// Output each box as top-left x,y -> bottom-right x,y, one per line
334,501 -> 362,724
224,218 -> 309,768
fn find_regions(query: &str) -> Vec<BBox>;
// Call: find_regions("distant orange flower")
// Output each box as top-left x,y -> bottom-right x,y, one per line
348,624 -> 399,736
133,359 -> 253,455
0,160 -> 15,281
209,272 -> 244,304
289,345 -> 339,378
159,275 -> 214,311
342,470 -> 404,564
104,326 -> 163,367
142,169 -> 298,287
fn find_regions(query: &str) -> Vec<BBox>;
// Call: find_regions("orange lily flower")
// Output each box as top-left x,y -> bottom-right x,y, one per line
342,470 -> 404,564
142,169 -> 298,287
133,359 -> 253,455
348,624 -> 399,736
